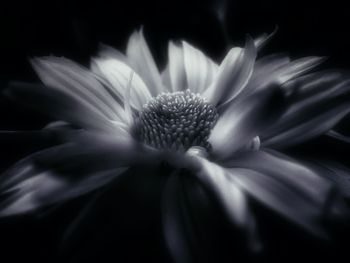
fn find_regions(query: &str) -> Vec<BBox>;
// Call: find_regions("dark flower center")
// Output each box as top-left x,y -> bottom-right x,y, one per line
136,89 -> 218,151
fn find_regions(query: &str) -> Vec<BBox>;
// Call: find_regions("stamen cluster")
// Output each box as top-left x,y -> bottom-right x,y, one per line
136,89 -> 218,151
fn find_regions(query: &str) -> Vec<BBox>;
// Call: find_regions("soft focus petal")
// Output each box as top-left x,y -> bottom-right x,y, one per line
0,168 -> 127,217
5,82 -> 127,134
168,41 -> 187,92
241,53 -> 290,97
227,167 -> 328,237
182,41 -> 219,94
162,173 -> 193,263
262,71 -> 350,147
210,84 -> 284,161
185,153 -> 260,249
203,37 -> 257,106
226,150 -> 332,205
0,132 -> 160,216
307,155 -> 350,198
126,29 -> 163,96
253,27 -> 278,51
91,56 -> 152,111
31,57 -> 126,123
242,56 -> 325,99
160,64 -> 172,92
192,156 -> 250,227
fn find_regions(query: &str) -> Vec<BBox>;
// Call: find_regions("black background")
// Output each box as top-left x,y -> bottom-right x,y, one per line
1,0 -> 350,262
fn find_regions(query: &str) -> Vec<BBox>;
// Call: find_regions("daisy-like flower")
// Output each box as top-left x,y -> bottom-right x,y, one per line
1,29 -> 350,261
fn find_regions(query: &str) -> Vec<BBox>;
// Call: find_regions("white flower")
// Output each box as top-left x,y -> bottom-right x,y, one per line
1,29 -> 349,261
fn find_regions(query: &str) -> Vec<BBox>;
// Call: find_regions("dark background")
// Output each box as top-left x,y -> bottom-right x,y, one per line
1,0 -> 350,130
0,0 -> 350,262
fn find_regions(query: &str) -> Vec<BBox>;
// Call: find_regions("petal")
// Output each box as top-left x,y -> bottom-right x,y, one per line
241,53 -> 290,97
160,64 -> 172,92
5,82 -> 126,134
96,43 -> 128,62
276,56 -> 326,83
253,27 -> 278,51
262,107 -> 350,148
0,168 -> 127,217
261,71 -> 350,147
182,41 -> 219,94
209,84 -> 284,161
91,57 -> 152,111
252,56 -> 326,95
126,29 -> 164,96
168,41 -> 187,92
203,36 -> 257,106
161,173 -> 193,263
227,167 -> 329,237
192,156 -> 252,228
186,154 -> 261,250
0,132 -> 160,216
226,150 -> 332,205
31,57 -> 126,123
310,159 -> 350,198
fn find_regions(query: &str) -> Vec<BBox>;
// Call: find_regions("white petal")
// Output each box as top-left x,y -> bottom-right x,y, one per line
203,37 -> 257,106
160,64 -> 172,92
253,27 -> 278,50
261,72 -> 350,147
0,168 -> 127,216
194,157 -> 250,226
209,85 -> 284,161
262,103 -> 350,148
241,53 -> 290,97
227,167 -> 328,237
311,158 -> 350,198
6,82 -> 124,134
183,151 -> 258,231
252,56 -> 325,95
161,174 -> 193,263
182,41 -> 219,94
126,29 -> 164,96
31,57 -> 126,122
227,150 -> 332,205
168,41 -> 187,92
0,132 -> 161,216
92,57 -> 152,111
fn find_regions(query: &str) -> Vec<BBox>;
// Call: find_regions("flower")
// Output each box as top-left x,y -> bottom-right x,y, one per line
1,29 -> 350,261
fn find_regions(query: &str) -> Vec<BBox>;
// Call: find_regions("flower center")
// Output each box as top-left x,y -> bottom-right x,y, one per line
136,89 -> 218,151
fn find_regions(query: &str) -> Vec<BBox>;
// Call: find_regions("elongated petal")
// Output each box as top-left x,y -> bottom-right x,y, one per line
264,108 -> 350,148
227,150 -> 332,204
160,64 -> 172,92
168,41 -> 187,92
193,156 -> 252,227
276,57 -> 326,83
210,84 -> 284,161
253,27 -> 278,51
240,56 -> 325,104
162,173 -> 193,263
261,71 -> 350,147
126,29 -> 163,96
186,154 -> 261,250
227,167 -> 328,237
5,82 -> 126,134
309,159 -> 350,198
91,57 -> 152,111
0,132 -> 160,216
0,168 -> 127,217
31,57 -> 126,123
240,53 -> 290,97
182,41 -> 219,94
203,37 -> 257,106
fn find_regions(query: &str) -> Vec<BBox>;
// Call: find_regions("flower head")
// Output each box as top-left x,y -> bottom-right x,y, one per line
1,29 -> 350,261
